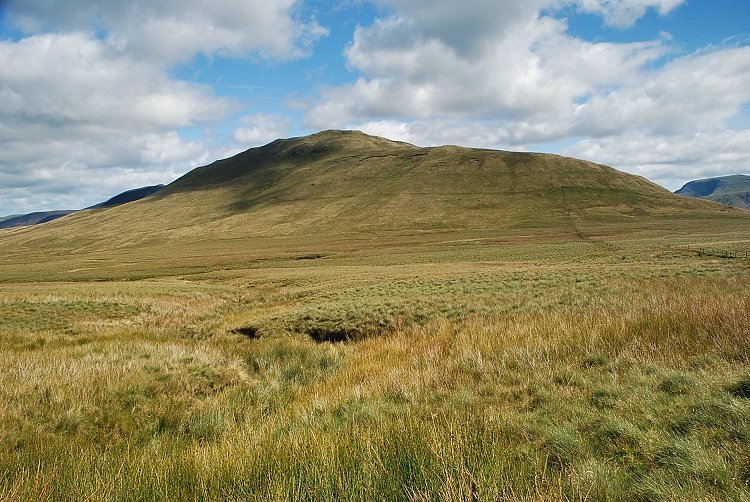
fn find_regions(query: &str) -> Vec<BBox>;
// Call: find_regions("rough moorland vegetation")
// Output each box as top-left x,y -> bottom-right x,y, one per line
1,131 -> 749,500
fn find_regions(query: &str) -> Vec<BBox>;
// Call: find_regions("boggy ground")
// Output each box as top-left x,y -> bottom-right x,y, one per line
1,226 -> 750,501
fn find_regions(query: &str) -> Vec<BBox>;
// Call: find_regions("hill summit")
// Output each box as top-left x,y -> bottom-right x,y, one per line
154,129 -> 718,235
0,130 -> 744,266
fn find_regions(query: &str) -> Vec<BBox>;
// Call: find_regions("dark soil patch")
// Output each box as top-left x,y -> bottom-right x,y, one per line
729,375 -> 750,399
232,326 -> 260,339
307,326 -> 358,343
295,254 -> 324,261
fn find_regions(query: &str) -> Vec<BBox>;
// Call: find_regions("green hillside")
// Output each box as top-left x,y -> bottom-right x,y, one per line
161,129 -> 708,234
0,130 -> 744,282
2,131 -> 750,501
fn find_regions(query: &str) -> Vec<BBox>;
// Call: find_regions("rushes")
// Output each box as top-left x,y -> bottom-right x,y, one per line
1,269 -> 749,500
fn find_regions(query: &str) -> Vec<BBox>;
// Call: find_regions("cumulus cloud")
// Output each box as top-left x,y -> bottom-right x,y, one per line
306,0 -> 749,188
373,0 -> 544,57
0,1 -> 325,214
574,0 -> 684,28
5,0 -> 326,63
0,33 -> 234,131
307,2 -> 669,132
572,46 -> 750,136
0,31 -> 236,213
234,114 -> 293,147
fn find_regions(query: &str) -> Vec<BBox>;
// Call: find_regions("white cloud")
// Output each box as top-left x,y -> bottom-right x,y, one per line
233,114 -> 293,147
373,0 -> 545,57
0,32 -> 238,213
305,0 -> 750,189
0,33 -> 234,131
0,125 -> 211,213
307,4 -> 668,133
5,0 -> 326,63
0,1 -> 328,215
572,46 -> 750,136
574,0 -> 684,28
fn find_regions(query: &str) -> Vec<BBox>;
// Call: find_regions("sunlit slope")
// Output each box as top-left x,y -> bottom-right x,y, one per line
158,130 -> 730,234
0,130 -> 745,259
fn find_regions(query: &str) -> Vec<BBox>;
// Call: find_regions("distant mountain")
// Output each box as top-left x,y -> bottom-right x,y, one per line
0,210 -> 76,229
1,130 -> 744,252
0,184 -> 165,229
87,184 -> 166,209
675,175 -> 750,210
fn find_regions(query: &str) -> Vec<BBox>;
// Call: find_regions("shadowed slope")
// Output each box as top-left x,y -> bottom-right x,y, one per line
0,210 -> 76,229
0,130 -> 746,280
91,184 -> 165,208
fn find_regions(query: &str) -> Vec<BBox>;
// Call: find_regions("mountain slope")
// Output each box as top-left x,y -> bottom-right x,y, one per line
675,175 -> 750,210
154,129 -> 725,234
89,184 -> 165,208
0,130 -> 746,277
0,210 -> 76,229
0,184 -> 165,229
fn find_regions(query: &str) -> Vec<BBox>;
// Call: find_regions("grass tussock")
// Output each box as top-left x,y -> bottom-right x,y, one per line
1,129 -> 750,499
0,271 -> 748,501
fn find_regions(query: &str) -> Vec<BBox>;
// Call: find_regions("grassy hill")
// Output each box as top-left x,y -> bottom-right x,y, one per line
675,174 -> 750,209
1,131 -> 750,501
0,130 -> 744,282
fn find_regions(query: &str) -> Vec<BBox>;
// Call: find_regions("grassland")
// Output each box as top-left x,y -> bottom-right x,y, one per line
1,131 -> 750,500
1,228 -> 749,501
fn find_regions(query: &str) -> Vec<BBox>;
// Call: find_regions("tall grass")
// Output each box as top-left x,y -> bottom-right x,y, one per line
1,274 -> 749,500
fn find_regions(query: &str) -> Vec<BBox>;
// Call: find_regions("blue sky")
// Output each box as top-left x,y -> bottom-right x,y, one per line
0,0 -> 749,215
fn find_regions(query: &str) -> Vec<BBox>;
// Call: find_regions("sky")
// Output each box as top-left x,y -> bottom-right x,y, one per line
1,0 -> 749,215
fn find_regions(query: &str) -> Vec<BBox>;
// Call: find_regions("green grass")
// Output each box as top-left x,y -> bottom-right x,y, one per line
1,131 -> 750,500
1,130 -> 746,283
0,248 -> 749,500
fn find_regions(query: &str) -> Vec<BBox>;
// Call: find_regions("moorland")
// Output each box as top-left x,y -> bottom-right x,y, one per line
1,130 -> 749,501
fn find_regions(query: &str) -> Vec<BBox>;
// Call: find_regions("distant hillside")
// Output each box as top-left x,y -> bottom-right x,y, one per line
88,184 -> 165,209
675,175 -> 750,210
0,130 -> 747,265
0,210 -> 76,229
0,184 -> 165,229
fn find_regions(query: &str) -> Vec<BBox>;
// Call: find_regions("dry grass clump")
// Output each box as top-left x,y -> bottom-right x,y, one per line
1,272 -> 748,501
1,129 -> 750,499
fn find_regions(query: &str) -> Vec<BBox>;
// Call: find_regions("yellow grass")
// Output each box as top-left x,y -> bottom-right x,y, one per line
1,131 -> 749,499
0,239 -> 749,500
